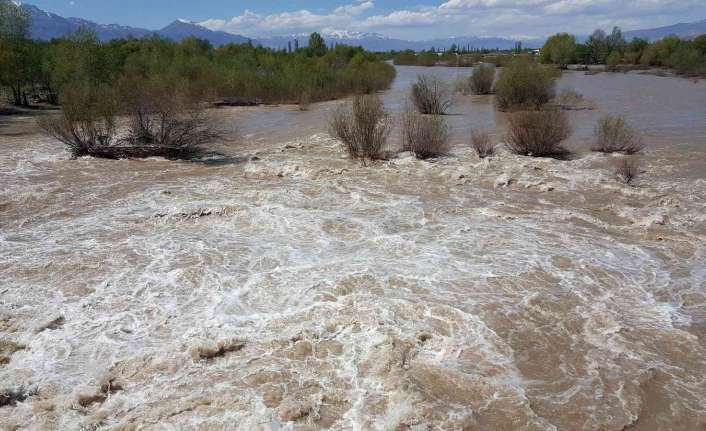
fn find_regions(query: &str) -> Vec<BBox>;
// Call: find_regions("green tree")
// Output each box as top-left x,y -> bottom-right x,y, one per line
606,50 -> 622,70
574,44 -> 590,64
0,0 -> 36,105
606,27 -> 626,54
586,29 -> 609,64
668,45 -> 703,74
308,32 -> 327,57
540,33 -> 577,67
0,0 -> 29,39
694,35 -> 706,55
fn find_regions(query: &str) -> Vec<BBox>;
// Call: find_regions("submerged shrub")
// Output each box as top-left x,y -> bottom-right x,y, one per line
119,77 -> 221,157
593,116 -> 643,154
37,83 -> 119,158
614,156 -> 640,184
411,75 -> 453,115
469,64 -> 495,95
554,89 -> 583,105
470,130 -> 495,158
506,110 -> 572,157
329,94 -> 391,161
40,74 -> 222,160
495,60 -> 556,111
297,91 -> 311,111
402,109 -> 451,159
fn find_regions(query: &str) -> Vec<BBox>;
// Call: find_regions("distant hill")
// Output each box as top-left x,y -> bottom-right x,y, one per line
623,19 -> 706,41
22,3 -> 250,46
158,20 -> 250,45
24,4 -> 152,41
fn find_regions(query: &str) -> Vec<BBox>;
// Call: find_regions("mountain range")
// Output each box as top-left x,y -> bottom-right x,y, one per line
623,19 -> 706,41
19,2 -> 706,51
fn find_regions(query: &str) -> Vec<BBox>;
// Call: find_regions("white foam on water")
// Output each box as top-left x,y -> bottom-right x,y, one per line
1,118 -> 705,429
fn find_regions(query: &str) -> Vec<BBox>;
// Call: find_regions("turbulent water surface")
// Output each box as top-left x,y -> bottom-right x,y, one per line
1,68 -> 706,430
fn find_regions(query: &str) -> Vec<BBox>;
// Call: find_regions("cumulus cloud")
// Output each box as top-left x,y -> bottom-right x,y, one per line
199,0 -> 706,39
202,0 -> 376,35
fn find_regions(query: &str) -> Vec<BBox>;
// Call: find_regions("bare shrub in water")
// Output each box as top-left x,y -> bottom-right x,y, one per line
614,156 -> 640,184
470,64 -> 496,95
593,116 -> 644,154
506,110 -> 572,158
329,94 -> 391,161
402,109 -> 451,159
37,83 -> 119,158
297,91 -> 311,111
411,75 -> 453,115
40,76 -> 222,160
470,130 -> 495,158
119,76 -> 222,158
555,89 -> 584,106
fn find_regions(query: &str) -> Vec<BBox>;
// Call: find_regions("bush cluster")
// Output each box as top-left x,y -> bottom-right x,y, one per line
401,109 -> 450,159
329,95 -> 391,162
494,60 -> 556,111
505,110 -> 572,157
469,64 -> 496,95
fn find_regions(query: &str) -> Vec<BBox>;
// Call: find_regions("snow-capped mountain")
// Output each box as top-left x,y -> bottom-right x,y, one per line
322,30 -> 389,40
21,3 -> 250,46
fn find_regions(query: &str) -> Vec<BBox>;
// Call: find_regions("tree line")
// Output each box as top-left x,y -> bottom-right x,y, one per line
0,0 -> 395,108
541,27 -> 706,75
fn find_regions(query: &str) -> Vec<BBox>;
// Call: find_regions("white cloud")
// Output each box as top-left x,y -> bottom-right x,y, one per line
199,0 -> 706,39
202,1 -> 376,36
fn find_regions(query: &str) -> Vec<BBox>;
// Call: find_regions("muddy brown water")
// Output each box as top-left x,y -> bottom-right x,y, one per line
0,67 -> 705,430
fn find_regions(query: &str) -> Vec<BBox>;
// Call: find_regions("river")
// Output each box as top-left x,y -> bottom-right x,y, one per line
1,67 -> 705,430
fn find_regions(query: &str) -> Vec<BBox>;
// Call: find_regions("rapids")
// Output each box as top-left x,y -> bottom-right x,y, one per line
1,68 -> 705,430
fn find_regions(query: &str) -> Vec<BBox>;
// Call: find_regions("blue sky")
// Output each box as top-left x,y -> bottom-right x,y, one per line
26,0 -> 706,39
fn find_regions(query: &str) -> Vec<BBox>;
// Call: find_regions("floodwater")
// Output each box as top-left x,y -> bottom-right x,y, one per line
1,67 -> 705,430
